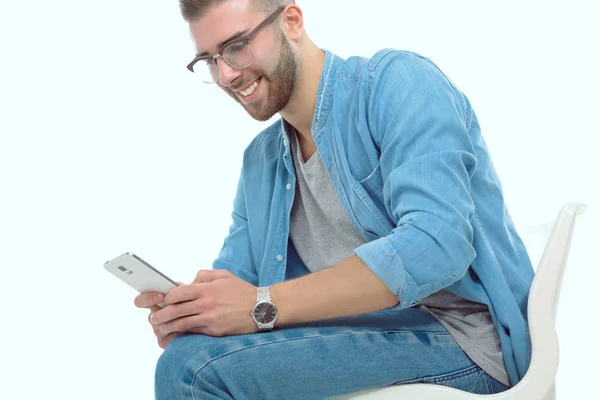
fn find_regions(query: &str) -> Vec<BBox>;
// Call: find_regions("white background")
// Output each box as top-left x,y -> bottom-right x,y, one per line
0,0 -> 598,398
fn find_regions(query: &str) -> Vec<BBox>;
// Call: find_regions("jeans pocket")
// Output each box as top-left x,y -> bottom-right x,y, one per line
394,365 -> 493,394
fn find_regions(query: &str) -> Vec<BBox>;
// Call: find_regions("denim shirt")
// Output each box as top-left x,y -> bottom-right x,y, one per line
212,49 -> 534,386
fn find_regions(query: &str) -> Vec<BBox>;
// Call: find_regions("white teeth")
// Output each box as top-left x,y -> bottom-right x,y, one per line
240,80 -> 259,97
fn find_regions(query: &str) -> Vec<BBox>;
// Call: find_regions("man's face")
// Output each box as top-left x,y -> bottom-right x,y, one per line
189,1 -> 298,121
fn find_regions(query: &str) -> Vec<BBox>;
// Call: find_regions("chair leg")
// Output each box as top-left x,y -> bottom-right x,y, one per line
541,383 -> 556,400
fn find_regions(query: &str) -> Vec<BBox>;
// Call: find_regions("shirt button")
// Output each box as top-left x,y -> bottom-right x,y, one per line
286,183 -> 292,190
276,255 -> 283,262
283,139 -> 288,146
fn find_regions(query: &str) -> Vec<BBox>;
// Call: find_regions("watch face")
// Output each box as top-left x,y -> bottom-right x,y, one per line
253,302 -> 277,324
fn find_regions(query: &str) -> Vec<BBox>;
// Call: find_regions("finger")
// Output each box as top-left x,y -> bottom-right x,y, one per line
134,292 -> 165,308
186,326 -> 225,338
147,306 -> 161,324
151,299 -> 205,325
158,332 -> 182,349
192,269 -> 231,284
158,313 -> 214,335
164,283 -> 206,305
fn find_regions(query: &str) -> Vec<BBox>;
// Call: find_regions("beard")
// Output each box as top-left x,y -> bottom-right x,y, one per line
227,36 -> 298,121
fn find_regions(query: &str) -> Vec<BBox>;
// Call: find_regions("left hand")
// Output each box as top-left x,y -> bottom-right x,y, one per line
149,269 -> 259,337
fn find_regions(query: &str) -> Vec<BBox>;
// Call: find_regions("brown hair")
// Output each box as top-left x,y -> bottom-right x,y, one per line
179,0 -> 296,22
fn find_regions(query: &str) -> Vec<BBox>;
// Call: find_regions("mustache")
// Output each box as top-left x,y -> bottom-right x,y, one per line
229,76 -> 261,91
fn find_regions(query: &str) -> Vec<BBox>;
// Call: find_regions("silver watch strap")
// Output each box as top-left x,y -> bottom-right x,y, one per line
257,286 -> 272,303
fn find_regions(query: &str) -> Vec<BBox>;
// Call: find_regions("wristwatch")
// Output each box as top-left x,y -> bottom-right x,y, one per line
250,286 -> 278,331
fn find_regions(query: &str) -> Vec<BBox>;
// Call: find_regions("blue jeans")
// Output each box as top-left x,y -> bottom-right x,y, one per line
155,307 -> 509,399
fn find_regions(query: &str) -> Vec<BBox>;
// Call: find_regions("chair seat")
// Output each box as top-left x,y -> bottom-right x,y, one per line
337,381 -> 556,400
337,383 -> 490,399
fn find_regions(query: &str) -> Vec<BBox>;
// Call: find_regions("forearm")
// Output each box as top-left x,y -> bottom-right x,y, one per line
271,255 -> 399,327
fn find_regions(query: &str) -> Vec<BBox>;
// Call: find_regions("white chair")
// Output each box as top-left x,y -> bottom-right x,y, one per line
336,202 -> 588,400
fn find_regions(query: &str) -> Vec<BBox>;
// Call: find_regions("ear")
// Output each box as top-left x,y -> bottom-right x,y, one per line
280,4 -> 304,42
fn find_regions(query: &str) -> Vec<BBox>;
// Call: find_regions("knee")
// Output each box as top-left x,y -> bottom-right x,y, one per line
154,333 -> 239,400
154,335 -> 198,400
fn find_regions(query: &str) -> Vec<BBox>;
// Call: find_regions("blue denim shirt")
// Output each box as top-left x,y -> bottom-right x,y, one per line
213,49 -> 534,386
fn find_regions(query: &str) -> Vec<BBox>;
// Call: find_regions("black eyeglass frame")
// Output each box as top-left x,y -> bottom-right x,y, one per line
186,5 -> 286,82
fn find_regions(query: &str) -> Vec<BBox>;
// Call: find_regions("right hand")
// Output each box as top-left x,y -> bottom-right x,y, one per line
134,291 -> 182,349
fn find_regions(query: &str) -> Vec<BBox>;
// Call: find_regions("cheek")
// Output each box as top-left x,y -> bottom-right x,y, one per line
247,61 -> 275,80
242,61 -> 267,76
249,35 -> 280,70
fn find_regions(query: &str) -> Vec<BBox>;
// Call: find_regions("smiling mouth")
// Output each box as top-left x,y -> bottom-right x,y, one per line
236,77 -> 261,97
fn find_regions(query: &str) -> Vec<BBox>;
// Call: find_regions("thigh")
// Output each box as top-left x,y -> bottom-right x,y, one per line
156,308 -> 493,400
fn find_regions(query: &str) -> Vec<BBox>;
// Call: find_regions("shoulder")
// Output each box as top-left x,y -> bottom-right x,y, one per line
333,48 -> 461,105
366,49 -> 461,96
367,49 -> 436,70
337,49 -> 443,80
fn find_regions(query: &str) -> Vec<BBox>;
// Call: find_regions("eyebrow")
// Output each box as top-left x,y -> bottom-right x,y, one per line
197,29 -> 251,57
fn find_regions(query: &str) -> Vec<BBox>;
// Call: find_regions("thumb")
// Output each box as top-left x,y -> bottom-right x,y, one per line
193,269 -> 231,284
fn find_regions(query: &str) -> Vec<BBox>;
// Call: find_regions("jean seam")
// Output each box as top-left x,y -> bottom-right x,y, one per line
396,364 -> 481,386
189,329 -> 452,392
483,372 -> 493,394
427,365 -> 480,383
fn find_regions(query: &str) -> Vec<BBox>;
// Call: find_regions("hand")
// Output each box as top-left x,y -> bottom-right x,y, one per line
149,270 -> 259,338
134,290 -> 182,349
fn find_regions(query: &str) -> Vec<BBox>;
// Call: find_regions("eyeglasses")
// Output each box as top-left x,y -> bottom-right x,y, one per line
186,6 -> 286,84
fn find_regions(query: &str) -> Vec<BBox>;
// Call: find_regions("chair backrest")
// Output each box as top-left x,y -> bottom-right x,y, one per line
507,202 -> 587,399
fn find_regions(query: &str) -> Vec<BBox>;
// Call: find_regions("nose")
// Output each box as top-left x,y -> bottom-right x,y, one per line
215,57 -> 242,87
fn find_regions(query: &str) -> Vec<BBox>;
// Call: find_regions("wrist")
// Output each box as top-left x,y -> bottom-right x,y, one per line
270,283 -> 291,327
250,286 -> 278,331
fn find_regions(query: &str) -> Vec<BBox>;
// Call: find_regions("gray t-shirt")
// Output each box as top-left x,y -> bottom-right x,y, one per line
288,129 -> 510,387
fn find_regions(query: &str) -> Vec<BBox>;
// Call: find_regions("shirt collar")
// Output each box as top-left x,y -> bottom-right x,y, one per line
311,49 -> 343,135
279,49 -> 343,140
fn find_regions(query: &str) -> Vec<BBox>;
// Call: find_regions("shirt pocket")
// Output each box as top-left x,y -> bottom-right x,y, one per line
356,160 -> 384,196
350,162 -> 395,237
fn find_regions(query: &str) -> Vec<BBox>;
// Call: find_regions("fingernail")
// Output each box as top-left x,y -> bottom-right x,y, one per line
159,325 -> 166,333
154,294 -> 164,303
150,313 -> 156,323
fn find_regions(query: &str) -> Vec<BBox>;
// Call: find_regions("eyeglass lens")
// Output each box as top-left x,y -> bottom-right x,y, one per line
192,43 -> 254,83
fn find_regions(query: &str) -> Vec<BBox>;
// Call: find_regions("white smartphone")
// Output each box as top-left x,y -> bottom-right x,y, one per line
103,252 -> 180,308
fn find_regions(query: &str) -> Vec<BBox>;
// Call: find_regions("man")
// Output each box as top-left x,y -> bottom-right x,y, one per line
134,0 -> 534,398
